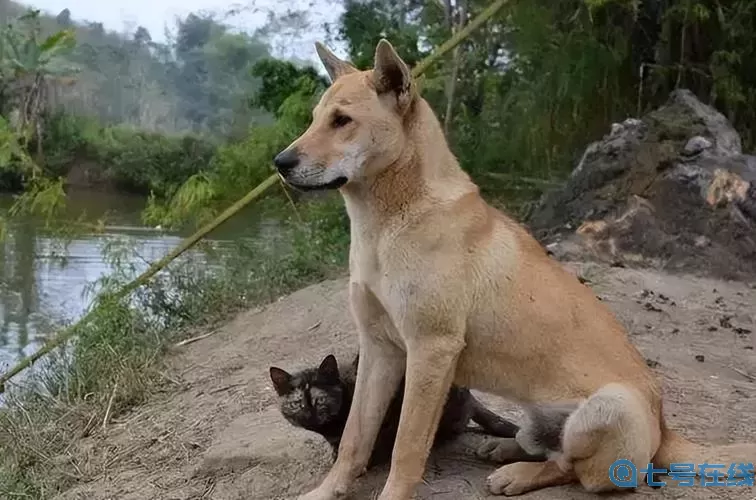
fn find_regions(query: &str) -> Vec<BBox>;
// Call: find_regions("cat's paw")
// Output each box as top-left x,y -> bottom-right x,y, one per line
477,438 -> 522,463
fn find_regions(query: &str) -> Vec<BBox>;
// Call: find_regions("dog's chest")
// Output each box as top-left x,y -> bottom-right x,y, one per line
349,277 -> 407,349
348,232 -> 387,282
347,228 -> 426,334
348,247 -> 410,342
349,242 -> 407,297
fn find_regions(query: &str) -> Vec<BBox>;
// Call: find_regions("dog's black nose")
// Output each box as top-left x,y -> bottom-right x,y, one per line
273,148 -> 300,174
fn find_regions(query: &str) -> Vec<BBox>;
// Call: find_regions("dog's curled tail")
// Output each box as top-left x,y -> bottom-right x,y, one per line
653,425 -> 756,471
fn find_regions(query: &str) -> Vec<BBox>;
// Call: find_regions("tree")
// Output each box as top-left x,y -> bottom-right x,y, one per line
250,58 -> 328,117
55,8 -> 72,27
336,0 -> 425,70
1,9 -> 77,161
133,26 -> 152,45
434,0 -> 469,134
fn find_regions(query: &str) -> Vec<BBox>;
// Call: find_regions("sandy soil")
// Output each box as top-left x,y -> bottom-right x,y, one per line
52,261 -> 756,500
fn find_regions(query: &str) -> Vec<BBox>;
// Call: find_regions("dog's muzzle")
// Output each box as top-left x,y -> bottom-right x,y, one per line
273,148 -> 300,176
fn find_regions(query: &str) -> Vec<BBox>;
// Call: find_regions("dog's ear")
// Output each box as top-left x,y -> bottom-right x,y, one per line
269,366 -> 293,395
315,42 -> 357,83
318,354 -> 340,382
373,39 -> 415,113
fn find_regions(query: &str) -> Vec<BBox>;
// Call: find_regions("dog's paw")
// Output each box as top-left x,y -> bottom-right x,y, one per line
297,493 -> 334,500
486,463 -> 538,496
297,487 -> 343,500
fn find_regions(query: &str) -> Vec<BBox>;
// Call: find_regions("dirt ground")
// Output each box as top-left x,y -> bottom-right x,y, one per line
53,260 -> 756,500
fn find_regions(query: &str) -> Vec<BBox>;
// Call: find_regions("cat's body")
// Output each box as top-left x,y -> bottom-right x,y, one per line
269,353 -> 523,467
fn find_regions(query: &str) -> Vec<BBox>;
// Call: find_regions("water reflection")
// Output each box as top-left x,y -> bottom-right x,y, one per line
0,189 -> 265,373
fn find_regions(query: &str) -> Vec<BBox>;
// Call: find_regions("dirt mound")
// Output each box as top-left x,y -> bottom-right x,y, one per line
528,89 -> 756,282
52,263 -> 756,499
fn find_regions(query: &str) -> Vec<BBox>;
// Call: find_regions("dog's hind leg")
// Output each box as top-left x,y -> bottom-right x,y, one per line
298,287 -> 406,500
486,382 -> 661,496
564,383 -> 661,492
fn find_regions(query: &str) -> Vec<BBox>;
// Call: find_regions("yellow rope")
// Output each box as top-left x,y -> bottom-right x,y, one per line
0,0 -> 509,393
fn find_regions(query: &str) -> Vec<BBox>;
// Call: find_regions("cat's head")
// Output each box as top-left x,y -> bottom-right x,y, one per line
268,354 -> 347,431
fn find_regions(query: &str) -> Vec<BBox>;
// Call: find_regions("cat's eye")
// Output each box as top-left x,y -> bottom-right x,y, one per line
332,112 -> 352,128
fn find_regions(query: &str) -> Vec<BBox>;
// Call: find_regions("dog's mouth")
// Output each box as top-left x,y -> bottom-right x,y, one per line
282,176 -> 348,192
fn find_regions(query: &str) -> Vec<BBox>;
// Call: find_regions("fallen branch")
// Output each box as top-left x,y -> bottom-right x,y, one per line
483,171 -> 564,187
0,0 -> 510,392
208,382 -> 246,395
729,365 -> 756,383
174,330 -> 218,347
102,380 -> 119,432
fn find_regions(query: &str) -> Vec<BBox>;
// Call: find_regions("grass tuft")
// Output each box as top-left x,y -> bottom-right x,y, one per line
0,193 -> 349,499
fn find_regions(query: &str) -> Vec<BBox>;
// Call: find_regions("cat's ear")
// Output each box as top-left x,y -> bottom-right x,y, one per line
318,354 -> 340,382
269,366 -> 293,395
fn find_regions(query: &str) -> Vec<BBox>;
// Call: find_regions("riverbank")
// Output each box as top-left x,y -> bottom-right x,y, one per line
0,187 -> 287,371
1,113 -> 218,198
35,261 -> 756,499
0,191 -> 350,498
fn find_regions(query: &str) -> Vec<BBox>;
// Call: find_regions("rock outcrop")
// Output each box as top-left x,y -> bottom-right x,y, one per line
528,89 -> 756,281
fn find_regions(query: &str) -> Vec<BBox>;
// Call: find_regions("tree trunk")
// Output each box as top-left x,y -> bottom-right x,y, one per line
443,46 -> 460,135
442,0 -> 467,137
29,73 -> 45,164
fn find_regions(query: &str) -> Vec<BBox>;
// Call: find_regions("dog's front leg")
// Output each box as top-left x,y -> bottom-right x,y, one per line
377,330 -> 465,500
299,287 -> 405,500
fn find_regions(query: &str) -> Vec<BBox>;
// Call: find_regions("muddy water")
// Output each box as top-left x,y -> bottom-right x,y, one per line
0,188 -> 270,375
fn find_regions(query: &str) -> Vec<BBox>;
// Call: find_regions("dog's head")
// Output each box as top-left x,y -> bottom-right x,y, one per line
273,39 -> 417,191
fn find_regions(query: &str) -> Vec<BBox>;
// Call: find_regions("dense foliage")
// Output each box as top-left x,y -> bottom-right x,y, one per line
0,0 -> 755,226
153,0 -> 756,226
329,0 -> 756,187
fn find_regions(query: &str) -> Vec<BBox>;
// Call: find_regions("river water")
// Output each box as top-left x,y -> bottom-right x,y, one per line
0,188 -> 268,374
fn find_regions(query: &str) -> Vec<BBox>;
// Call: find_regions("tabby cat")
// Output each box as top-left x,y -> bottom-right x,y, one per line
269,352 -> 522,467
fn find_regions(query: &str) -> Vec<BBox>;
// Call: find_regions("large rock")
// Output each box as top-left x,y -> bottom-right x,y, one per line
528,89 -> 756,281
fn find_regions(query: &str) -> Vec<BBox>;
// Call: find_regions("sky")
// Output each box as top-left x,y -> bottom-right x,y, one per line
19,0 -> 349,65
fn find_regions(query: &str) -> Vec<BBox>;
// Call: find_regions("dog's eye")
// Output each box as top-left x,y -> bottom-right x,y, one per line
332,113 -> 352,128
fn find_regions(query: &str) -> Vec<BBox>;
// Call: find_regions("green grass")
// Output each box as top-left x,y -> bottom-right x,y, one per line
0,192 -> 349,499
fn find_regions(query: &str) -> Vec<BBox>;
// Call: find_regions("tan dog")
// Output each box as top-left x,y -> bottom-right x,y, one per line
273,39 -> 756,500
